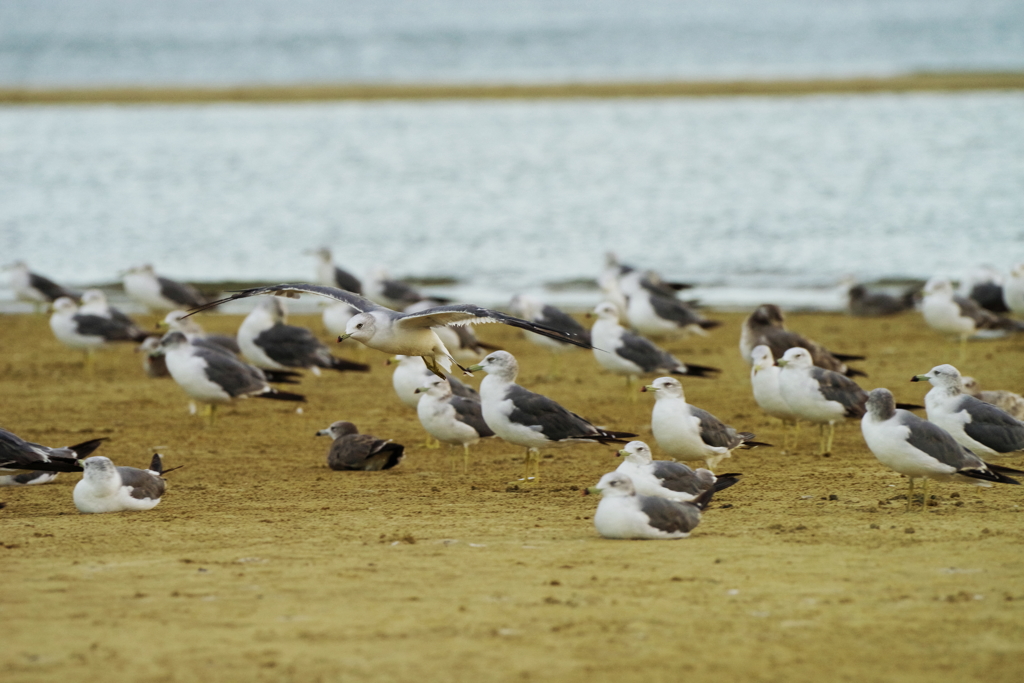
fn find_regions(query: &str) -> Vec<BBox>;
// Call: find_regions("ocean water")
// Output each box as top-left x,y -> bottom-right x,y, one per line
2,92 -> 1022,310
2,0 -> 1023,87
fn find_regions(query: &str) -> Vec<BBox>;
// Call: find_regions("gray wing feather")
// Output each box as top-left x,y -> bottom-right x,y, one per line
158,277 -> 207,308
538,305 -> 590,342
649,294 -> 704,326
505,385 -> 600,441
196,347 -> 267,397
690,408 -> 742,449
116,467 -> 166,500
255,324 -> 331,368
450,396 -> 495,437
74,313 -> 142,341
616,332 -> 678,372
185,283 -> 385,316
960,396 -> 1024,453
649,460 -> 703,495
449,376 -> 480,400
902,411 -> 985,469
639,496 -> 702,534
809,367 -> 867,417
29,272 -> 76,301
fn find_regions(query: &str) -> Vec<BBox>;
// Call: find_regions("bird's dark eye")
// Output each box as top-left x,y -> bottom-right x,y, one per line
356,324 -> 363,329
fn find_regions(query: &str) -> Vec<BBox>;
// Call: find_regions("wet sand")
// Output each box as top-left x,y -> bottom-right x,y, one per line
2,308 -> 1023,682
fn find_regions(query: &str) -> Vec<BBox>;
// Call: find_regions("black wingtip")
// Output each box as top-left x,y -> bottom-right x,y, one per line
674,363 -> 721,378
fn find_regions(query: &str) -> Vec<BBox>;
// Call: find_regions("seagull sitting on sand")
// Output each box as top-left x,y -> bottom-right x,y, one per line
846,283 -> 916,317
509,294 -> 592,352
585,471 -> 713,540
740,303 -> 865,376
1,428 -> 105,492
961,376 -> 1024,420
123,264 -> 208,312
187,283 -> 593,379
643,376 -> 767,471
912,364 -> 1024,459
614,441 -> 740,503
590,302 -> 720,388
315,421 -> 405,471
861,388 -> 1022,510
159,331 -> 305,422
238,298 -> 369,376
415,375 -> 495,472
4,260 -> 79,310
73,454 -> 171,513
618,272 -> 720,339
468,351 -> 635,481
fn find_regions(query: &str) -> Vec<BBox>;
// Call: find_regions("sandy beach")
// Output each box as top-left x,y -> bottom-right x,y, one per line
2,307 -> 1023,682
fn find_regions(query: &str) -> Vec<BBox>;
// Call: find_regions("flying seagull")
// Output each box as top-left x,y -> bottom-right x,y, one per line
614,440 -> 740,503
315,421 -> 405,471
912,364 -> 1024,460
158,331 -> 305,423
861,388 -> 1021,511
123,264 -> 209,312
415,375 -> 495,472
237,298 -> 370,376
584,471 -> 714,540
467,351 -> 635,481
643,376 -> 768,471
740,303 -> 865,376
73,454 -> 172,513
187,283 -> 593,378
590,302 -> 719,386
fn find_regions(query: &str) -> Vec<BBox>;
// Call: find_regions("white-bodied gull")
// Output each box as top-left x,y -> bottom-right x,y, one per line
188,283 -> 593,378
50,297 -> 148,369
618,272 -> 719,339
315,421 -> 405,471
467,351 -> 635,481
1003,262 -> 1024,316
158,331 -> 305,422
237,298 -> 369,376
740,304 -> 865,376
643,376 -> 767,471
614,440 -> 740,503
509,294 -> 591,352
912,364 -> 1024,459
920,277 -> 1022,360
415,375 -> 495,472
861,388 -> 1021,510
590,302 -> 719,385
73,454 -> 170,513
585,471 -> 712,540
4,260 -> 79,310
123,264 -> 208,312
163,310 -> 242,356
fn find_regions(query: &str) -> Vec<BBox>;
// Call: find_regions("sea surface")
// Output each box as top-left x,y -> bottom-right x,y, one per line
2,92 -> 1023,311
2,0 -> 1024,87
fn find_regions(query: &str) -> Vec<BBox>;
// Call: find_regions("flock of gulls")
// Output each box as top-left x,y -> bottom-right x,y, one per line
3,254 -> 1024,538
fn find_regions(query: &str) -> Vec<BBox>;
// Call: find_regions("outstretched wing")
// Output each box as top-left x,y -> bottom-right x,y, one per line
186,283 -> 386,317
396,304 -> 592,349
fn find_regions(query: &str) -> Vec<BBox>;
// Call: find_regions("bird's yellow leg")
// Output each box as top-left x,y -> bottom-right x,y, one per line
463,443 -> 471,474
906,477 -> 915,512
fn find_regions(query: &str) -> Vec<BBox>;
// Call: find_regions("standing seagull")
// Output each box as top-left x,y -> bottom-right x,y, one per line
619,273 -> 720,339
749,345 -> 800,448
415,375 -> 495,472
861,388 -> 1021,510
590,302 -> 719,387
308,247 -> 363,294
509,294 -> 592,352
740,304 -> 865,376
4,260 -> 79,310
1002,262 -> 1024,316
49,297 -> 148,369
614,441 -> 740,503
237,298 -> 369,376
920,277 -> 1022,360
315,421 -> 405,471
162,310 -> 242,356
389,355 -> 478,409
73,454 -> 170,513
159,331 -> 305,423
123,264 -> 209,312
187,283 -> 593,379
467,351 -> 635,481
777,347 -> 867,456
643,377 -> 766,471
912,364 -> 1024,459
365,267 -> 433,310
585,472 -> 713,540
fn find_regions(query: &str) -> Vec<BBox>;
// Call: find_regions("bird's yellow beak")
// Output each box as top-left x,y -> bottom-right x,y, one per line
466,364 -> 483,372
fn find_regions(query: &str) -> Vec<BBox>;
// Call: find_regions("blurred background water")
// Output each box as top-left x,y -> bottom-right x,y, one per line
2,0 -> 1023,310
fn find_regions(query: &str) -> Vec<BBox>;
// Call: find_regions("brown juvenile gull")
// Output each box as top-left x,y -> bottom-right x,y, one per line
315,421 -> 405,471
740,303 -> 865,377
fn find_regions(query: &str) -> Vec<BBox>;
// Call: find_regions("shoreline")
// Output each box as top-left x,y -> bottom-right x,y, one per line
2,71 -> 1024,106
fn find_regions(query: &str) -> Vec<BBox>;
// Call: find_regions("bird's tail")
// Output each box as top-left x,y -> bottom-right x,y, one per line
263,369 -> 304,384
672,363 -> 721,378
960,467 -> 1020,486
68,437 -> 108,458
834,353 -> 866,363
697,320 -> 723,330
256,388 -> 307,402
738,434 -> 772,449
690,487 -> 716,510
571,430 -> 637,445
328,356 -> 370,372
712,474 -> 742,492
